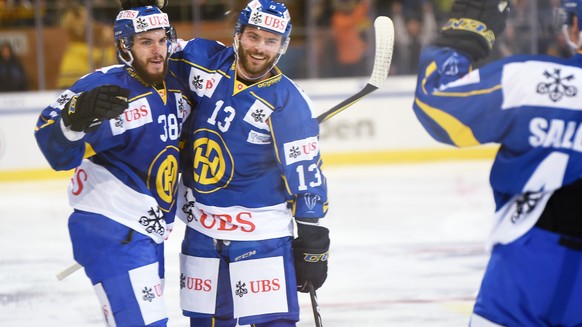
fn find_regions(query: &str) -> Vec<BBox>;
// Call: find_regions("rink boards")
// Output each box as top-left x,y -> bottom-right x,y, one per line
0,76 -> 497,182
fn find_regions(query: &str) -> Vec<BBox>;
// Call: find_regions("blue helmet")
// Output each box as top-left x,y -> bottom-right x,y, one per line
235,0 -> 292,53
113,6 -> 176,66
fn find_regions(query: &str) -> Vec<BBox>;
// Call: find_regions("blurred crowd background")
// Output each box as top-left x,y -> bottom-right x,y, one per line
0,0 -> 567,92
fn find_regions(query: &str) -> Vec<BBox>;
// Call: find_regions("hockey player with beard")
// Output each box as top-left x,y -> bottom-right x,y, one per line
122,0 -> 330,326
413,0 -> 582,325
34,5 -> 191,326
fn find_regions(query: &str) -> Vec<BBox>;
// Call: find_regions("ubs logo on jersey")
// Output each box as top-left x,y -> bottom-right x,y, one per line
283,136 -> 319,165
192,128 -> 234,194
111,97 -> 153,135
189,67 -> 222,98
147,146 -> 180,212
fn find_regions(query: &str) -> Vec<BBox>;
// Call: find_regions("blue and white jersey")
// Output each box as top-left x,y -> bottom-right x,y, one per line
34,65 -> 192,243
171,38 -> 328,241
414,46 -> 582,248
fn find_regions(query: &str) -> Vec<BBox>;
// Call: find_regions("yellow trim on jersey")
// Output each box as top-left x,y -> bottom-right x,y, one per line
232,64 -> 282,96
250,91 -> 275,110
434,84 -> 502,97
129,92 -> 153,102
234,80 -> 249,95
267,117 -> 294,197
169,58 -> 230,79
84,142 -> 96,159
269,118 -> 282,165
35,118 -> 55,131
154,81 -> 167,105
421,61 -> 438,94
414,98 -> 480,147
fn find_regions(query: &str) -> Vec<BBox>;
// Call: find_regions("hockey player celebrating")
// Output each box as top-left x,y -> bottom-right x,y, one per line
175,2 -> 329,326
34,5 -> 191,326
413,0 -> 582,325
121,0 -> 330,326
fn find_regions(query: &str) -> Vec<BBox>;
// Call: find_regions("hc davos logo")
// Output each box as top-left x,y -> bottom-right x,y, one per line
147,145 -> 180,212
192,129 -> 235,194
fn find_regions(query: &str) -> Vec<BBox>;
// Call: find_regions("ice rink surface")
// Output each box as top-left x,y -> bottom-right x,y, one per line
0,160 -> 496,326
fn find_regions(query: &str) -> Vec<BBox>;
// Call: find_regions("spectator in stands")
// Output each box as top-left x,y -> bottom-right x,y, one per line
322,0 -> 372,77
0,42 -> 28,92
392,0 -> 437,75
56,3 -> 116,89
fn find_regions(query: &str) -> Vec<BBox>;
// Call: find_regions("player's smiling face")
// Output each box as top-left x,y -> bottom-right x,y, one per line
131,29 -> 168,85
237,26 -> 283,80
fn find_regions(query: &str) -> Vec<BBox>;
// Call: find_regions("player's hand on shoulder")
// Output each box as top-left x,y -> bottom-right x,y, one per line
62,85 -> 130,133
120,0 -> 167,10
292,220 -> 330,293
434,0 -> 510,61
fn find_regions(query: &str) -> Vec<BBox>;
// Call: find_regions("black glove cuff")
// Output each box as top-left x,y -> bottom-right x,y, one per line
295,223 -> 330,250
61,94 -> 83,131
434,32 -> 490,62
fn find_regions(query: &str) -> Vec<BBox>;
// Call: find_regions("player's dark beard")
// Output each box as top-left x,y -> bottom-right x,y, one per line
133,59 -> 168,86
237,46 -> 277,81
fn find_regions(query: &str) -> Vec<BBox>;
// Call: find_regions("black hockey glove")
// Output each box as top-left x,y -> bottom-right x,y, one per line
434,0 -> 510,61
120,0 -> 167,10
292,222 -> 330,293
61,85 -> 129,133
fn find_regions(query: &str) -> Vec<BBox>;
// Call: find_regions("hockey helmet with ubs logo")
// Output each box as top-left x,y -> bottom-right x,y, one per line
113,6 -> 176,66
234,0 -> 292,54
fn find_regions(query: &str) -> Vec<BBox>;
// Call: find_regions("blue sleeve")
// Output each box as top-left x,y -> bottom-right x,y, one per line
414,46 -> 582,208
169,38 -> 226,85
34,108 -> 85,170
269,86 -> 328,219
34,70 -> 125,171
413,46 -> 515,147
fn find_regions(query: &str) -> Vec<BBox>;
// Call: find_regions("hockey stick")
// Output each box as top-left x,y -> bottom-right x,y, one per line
305,19 -> 394,325
308,282 -> 323,327
316,16 -> 395,124
56,262 -> 82,281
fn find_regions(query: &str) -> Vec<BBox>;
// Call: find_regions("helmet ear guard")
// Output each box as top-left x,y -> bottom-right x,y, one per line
119,38 -> 131,53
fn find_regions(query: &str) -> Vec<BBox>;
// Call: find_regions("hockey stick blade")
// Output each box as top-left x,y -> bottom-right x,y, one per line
56,262 -> 82,281
308,282 -> 324,327
317,16 -> 394,124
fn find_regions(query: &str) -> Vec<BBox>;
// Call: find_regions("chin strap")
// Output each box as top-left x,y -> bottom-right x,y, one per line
235,60 -> 272,82
118,51 -> 135,68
